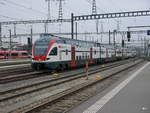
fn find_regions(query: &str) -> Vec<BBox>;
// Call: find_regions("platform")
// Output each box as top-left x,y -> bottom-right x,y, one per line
68,62 -> 150,113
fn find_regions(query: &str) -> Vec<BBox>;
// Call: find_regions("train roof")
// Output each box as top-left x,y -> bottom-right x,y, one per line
38,34 -> 101,47
38,34 -> 135,51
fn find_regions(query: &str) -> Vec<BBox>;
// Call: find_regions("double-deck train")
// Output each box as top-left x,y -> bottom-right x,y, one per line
31,34 -> 136,70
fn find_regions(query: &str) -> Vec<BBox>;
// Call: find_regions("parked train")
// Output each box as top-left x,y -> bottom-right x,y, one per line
0,50 -> 28,59
31,34 -> 137,71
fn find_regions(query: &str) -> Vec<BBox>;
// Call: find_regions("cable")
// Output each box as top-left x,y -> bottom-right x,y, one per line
106,0 -> 125,12
0,14 -> 23,20
1,4 -> 42,20
3,0 -> 47,16
17,0 -> 30,4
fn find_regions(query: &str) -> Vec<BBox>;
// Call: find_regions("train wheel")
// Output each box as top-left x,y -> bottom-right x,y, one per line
31,64 -> 37,71
37,64 -> 41,71
56,64 -> 64,72
65,64 -> 69,70
60,64 -> 64,71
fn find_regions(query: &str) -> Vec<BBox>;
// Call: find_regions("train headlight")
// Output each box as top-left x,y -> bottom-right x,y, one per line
46,58 -> 50,60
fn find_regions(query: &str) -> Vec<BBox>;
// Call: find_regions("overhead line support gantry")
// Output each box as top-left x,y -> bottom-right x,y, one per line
71,10 -> 150,39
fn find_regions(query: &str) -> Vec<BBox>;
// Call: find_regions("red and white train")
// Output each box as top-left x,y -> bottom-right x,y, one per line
0,50 -> 28,59
31,34 -> 137,70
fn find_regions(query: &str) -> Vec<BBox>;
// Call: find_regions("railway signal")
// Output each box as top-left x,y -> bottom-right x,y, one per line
127,31 -> 131,42
122,40 -> 125,47
147,30 -> 150,35
27,37 -> 32,54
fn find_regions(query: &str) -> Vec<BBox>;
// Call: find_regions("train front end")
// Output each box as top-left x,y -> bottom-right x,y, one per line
31,35 -> 58,71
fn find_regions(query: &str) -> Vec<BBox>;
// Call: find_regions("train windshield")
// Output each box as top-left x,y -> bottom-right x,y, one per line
34,44 -> 49,56
34,37 -> 53,56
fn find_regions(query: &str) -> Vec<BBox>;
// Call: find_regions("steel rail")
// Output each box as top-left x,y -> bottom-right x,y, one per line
0,58 -> 138,102
24,60 -> 143,113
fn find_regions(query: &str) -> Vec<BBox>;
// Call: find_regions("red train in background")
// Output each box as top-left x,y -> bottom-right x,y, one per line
0,50 -> 28,59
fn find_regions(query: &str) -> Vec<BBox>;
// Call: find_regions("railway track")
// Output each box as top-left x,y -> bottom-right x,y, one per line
0,71 -> 50,84
25,59 -> 144,113
0,58 -> 143,113
0,59 -> 31,66
0,67 -> 32,78
0,58 -> 137,83
0,63 -> 30,70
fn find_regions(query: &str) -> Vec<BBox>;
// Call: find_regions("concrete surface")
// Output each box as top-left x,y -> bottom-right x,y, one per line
69,62 -> 150,113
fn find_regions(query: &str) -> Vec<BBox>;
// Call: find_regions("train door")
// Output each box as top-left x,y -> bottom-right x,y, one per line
114,48 -> 116,57
71,46 -> 76,67
59,50 -> 62,61
106,48 -> 108,58
100,46 -> 101,59
71,46 -> 75,61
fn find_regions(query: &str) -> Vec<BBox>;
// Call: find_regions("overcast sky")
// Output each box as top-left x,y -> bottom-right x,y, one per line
0,0 -> 150,44
0,0 -> 150,20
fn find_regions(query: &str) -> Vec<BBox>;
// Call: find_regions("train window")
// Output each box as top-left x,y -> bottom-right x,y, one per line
22,53 -> 28,56
6,53 -> 9,56
117,51 -> 121,54
63,40 -> 66,43
11,53 -> 18,56
66,49 -> 68,55
0,53 -> 4,56
94,50 -> 96,55
82,53 -> 84,57
79,56 -> 81,60
49,47 -> 57,56
82,56 -> 84,59
76,56 -> 78,60
101,51 -> 105,54
86,56 -> 87,59
86,52 -> 88,56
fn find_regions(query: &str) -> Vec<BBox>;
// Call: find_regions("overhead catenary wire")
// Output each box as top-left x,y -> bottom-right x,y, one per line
106,0 -> 126,12
2,0 -> 47,16
14,0 -> 31,5
0,14 -> 23,20
1,0 -> 57,20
